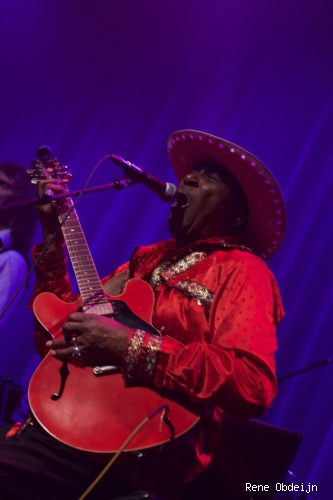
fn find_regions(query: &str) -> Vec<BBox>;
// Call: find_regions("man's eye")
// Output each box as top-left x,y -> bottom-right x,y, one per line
206,173 -> 222,181
0,181 -> 11,189
191,169 -> 222,181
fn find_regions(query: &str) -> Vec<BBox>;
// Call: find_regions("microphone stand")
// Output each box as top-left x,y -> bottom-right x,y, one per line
277,357 -> 333,383
0,177 -> 136,321
0,178 -> 137,211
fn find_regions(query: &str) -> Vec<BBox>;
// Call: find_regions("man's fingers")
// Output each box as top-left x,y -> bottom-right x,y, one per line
45,339 -> 67,350
66,312 -> 88,323
37,178 -> 68,196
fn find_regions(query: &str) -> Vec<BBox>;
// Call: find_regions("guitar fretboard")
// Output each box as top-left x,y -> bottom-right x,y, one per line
58,195 -> 113,314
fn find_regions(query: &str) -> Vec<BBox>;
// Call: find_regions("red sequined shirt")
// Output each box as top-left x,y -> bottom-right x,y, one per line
31,236 -> 284,496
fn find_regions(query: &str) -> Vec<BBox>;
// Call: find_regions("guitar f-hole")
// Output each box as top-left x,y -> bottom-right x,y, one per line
51,362 -> 70,401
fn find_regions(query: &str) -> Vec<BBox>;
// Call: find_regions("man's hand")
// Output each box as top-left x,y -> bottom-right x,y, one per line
37,178 -> 69,249
45,312 -> 131,366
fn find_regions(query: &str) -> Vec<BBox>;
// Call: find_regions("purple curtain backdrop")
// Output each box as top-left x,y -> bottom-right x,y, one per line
1,0 -> 332,497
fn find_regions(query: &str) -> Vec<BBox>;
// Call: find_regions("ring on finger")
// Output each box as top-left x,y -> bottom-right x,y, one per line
71,346 -> 82,357
71,337 -> 78,347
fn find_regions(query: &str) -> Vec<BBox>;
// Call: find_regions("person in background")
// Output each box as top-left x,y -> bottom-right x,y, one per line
0,162 -> 38,327
0,130 -> 286,499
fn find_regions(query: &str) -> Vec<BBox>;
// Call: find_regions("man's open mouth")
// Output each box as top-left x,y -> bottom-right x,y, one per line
171,190 -> 189,209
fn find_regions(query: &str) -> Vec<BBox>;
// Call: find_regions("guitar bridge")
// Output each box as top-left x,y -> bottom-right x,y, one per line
82,302 -> 115,315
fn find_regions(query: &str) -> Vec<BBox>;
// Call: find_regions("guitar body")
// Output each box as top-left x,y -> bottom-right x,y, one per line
29,280 -> 200,453
28,158 -> 200,455
32,278 -> 159,355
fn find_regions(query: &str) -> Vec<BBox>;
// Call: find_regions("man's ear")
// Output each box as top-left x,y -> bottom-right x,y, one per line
226,208 -> 248,234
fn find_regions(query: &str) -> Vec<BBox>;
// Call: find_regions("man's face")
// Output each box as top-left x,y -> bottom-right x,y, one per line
168,163 -> 242,246
0,170 -> 19,228
0,170 -> 16,207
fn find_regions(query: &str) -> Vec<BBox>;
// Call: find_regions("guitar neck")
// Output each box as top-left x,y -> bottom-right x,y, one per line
57,194 -> 108,310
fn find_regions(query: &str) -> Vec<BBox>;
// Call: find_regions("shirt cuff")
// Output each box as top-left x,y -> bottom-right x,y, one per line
123,329 -> 164,386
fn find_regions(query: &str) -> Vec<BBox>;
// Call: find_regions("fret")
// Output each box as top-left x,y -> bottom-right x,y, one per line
71,267 -> 99,275
29,159 -> 112,311
57,187 -> 107,308
78,285 -> 101,291
69,257 -> 93,264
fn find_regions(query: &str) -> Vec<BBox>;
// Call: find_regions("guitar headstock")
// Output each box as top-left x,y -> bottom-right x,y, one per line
26,154 -> 72,185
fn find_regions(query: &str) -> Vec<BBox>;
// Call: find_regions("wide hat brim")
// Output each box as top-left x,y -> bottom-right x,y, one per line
167,130 -> 286,260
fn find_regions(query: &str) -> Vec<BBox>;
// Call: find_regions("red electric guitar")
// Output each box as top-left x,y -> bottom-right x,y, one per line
27,156 -> 200,454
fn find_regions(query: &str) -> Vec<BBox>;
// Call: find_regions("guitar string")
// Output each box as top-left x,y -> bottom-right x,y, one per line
58,192 -> 108,308
0,154 -> 110,321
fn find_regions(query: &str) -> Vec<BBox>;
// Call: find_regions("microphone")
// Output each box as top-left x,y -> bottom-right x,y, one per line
109,154 -> 177,202
37,145 -> 52,161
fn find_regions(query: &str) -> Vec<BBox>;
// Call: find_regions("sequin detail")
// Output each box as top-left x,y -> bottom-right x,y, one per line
35,246 -> 68,281
176,280 -> 214,306
150,251 -> 207,287
124,329 -> 145,379
144,336 -> 163,376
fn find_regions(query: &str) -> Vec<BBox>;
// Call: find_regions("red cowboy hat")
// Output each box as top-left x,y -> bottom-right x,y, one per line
167,130 -> 286,260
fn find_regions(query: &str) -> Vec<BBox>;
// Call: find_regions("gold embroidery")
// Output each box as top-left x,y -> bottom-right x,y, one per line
150,261 -> 170,287
144,336 -> 163,377
150,251 -> 207,287
125,329 -> 145,379
176,281 -> 214,306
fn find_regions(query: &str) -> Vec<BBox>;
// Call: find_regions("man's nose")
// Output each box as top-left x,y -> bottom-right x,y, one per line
182,170 -> 201,187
